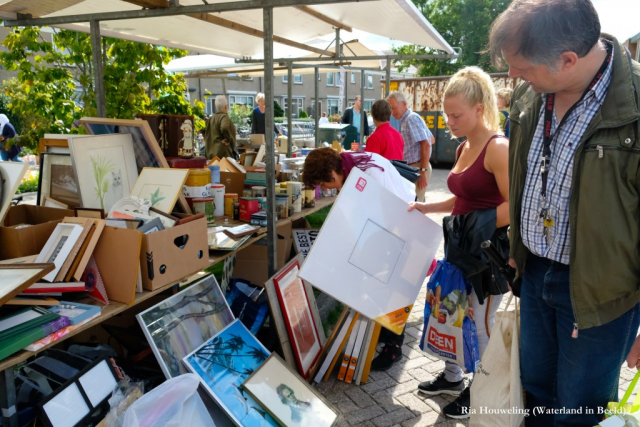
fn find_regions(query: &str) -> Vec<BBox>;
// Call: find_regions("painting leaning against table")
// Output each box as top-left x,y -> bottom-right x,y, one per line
136,275 -> 234,378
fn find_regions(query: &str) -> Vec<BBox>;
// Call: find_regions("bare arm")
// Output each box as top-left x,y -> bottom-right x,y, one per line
485,137 -> 510,228
408,196 -> 457,214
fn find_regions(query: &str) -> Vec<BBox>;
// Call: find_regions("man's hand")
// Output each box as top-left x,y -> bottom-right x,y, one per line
222,139 -> 230,146
627,335 -> 640,369
417,174 -> 428,190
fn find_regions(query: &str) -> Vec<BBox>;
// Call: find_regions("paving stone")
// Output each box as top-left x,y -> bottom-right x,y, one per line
386,364 -> 415,383
336,398 -> 360,414
423,360 -> 446,373
403,333 -> 418,344
371,390 -> 405,413
345,387 -> 377,408
420,395 -> 452,414
368,370 -> 391,382
401,344 -> 424,360
408,368 -> 435,383
333,415 -> 350,427
402,357 -> 431,371
405,327 -> 423,340
396,392 -> 433,415
401,411 -> 449,427
388,379 -> 420,398
352,422 -> 376,427
325,390 -> 348,404
362,376 -> 398,394
344,405 -> 386,425
371,408 -> 415,427
620,367 -> 636,381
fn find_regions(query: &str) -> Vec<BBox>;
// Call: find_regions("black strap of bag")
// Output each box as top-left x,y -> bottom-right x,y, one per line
390,160 -> 421,183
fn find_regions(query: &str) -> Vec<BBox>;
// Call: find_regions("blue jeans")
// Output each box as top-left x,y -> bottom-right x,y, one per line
520,254 -> 639,426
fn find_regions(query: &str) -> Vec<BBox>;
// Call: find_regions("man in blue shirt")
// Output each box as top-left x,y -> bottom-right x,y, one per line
341,95 -> 369,143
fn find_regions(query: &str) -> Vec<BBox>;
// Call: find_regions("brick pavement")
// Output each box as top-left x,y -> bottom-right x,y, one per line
315,168 -> 637,427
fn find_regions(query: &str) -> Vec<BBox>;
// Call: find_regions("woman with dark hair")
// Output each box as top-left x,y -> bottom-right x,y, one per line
302,147 -> 414,203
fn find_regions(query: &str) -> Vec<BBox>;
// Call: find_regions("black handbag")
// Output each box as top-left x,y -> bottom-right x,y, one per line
391,160 -> 421,183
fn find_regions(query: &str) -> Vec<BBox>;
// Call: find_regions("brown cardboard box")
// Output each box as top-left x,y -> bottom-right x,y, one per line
220,170 -> 246,197
232,221 -> 293,286
140,216 -> 209,290
0,205 -> 74,260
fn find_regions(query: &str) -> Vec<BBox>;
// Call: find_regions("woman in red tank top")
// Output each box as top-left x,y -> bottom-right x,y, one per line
408,67 -> 510,419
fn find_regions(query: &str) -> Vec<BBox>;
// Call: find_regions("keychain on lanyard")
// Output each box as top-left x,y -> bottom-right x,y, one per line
539,41 -> 613,244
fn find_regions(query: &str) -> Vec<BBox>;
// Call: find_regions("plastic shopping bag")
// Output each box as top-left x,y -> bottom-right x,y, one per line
470,295 -> 525,427
123,374 -> 215,427
597,371 -> 640,426
419,260 -> 480,373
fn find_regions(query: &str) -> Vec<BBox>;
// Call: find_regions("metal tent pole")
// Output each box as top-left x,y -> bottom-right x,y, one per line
385,56 -> 391,98
263,6 -> 277,278
287,61 -> 293,157
359,70 -> 365,150
90,21 -> 106,118
315,66 -> 320,148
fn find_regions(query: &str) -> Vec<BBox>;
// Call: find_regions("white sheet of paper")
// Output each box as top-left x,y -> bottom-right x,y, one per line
42,383 -> 90,427
299,168 -> 442,334
78,360 -> 117,406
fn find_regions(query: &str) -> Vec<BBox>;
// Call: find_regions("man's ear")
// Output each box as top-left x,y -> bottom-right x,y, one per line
559,51 -> 579,72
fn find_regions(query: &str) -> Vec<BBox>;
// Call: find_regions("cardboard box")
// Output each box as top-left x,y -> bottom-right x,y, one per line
139,216 -> 209,290
0,205 -> 75,260
232,221 -> 293,286
220,170 -> 246,196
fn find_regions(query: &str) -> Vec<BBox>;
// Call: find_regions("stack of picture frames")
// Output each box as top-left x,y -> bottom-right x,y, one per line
137,273 -> 339,426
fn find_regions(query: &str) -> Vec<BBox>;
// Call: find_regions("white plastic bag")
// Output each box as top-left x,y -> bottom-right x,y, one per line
123,374 -> 215,427
469,295 -> 525,427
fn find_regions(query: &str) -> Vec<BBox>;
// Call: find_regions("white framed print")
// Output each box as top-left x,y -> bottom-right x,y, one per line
35,223 -> 84,282
130,168 -> 189,214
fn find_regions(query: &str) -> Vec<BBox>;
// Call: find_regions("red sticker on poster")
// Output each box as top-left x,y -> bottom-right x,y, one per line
356,177 -> 367,192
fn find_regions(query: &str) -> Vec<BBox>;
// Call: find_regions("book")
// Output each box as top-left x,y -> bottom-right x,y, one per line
360,323 -> 382,384
223,224 -> 260,239
22,282 -> 85,294
0,316 -> 70,360
313,309 -> 356,384
82,256 -> 108,305
49,302 -> 101,325
355,319 -> 374,385
24,313 -> 101,351
337,319 -> 359,381
346,317 -> 369,383
5,296 -> 59,306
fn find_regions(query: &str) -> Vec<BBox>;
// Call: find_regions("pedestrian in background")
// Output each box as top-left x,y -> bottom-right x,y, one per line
341,95 -> 370,143
490,0 -> 640,425
387,91 -> 434,202
496,88 -> 512,138
365,100 -> 404,161
205,95 -> 237,160
409,66 -> 510,419
251,92 -> 280,142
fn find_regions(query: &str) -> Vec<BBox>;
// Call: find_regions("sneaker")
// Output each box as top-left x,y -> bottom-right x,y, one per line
417,372 -> 465,396
443,387 -> 470,419
370,344 -> 403,371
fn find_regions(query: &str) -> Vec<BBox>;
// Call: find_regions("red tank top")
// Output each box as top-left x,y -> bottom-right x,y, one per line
447,136 -> 505,216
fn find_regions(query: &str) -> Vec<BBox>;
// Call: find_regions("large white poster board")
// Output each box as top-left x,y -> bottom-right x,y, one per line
299,169 -> 442,334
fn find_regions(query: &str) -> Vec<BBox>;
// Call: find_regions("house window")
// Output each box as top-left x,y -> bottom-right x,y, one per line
283,75 -> 288,83
327,98 -> 339,115
228,95 -> 254,107
205,97 -> 214,115
326,72 -> 334,86
336,72 -> 341,87
351,72 -> 356,84
367,75 -> 374,89
283,97 -> 305,118
294,75 -> 303,84
364,100 -> 373,111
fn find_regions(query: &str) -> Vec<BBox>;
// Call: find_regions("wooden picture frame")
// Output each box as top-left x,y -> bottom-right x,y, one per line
41,196 -> 69,210
37,153 -> 80,208
0,161 -> 28,225
34,223 -> 84,282
242,353 -> 339,427
38,137 -> 69,154
74,208 -> 105,220
130,167 -> 189,214
0,264 -> 55,306
80,117 -> 192,214
148,206 -> 178,228
265,253 -> 325,378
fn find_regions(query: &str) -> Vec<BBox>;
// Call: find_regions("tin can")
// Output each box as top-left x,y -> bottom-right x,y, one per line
183,169 -> 211,209
276,194 -> 289,219
211,184 -> 225,217
192,197 -> 214,223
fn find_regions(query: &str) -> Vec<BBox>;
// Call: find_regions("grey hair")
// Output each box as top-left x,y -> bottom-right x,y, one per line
489,0 -> 601,71
386,91 -> 407,105
215,95 -> 228,111
255,92 -> 265,103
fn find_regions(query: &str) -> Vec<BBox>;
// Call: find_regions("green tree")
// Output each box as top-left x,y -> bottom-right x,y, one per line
273,100 -> 284,117
298,109 -> 308,119
393,0 -> 510,76
0,26 -> 205,149
228,104 -> 252,128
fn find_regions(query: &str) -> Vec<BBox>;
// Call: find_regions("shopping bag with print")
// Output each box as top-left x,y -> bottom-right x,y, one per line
598,370 -> 640,426
469,294 -> 525,427
419,260 -> 479,373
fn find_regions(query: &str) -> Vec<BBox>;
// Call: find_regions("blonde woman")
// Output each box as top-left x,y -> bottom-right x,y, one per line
409,66 -> 510,419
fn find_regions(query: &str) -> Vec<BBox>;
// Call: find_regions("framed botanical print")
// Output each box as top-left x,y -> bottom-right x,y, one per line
68,134 -> 138,213
80,117 -> 191,214
269,254 -> 322,378
130,168 -> 189,214
242,353 -> 338,427
37,153 -> 80,208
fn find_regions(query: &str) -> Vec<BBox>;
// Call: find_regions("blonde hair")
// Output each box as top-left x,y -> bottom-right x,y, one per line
496,88 -> 513,108
255,93 -> 265,103
443,66 -> 500,132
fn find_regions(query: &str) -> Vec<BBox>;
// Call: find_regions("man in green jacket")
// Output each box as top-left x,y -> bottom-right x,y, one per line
205,95 -> 237,160
489,0 -> 640,425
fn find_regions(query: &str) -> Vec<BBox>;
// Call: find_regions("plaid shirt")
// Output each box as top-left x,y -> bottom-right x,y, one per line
399,109 -> 433,164
521,48 -> 613,264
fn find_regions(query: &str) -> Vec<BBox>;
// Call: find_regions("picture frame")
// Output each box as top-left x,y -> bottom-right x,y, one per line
34,223 -> 84,282
137,275 -> 234,378
49,301 -> 101,325
38,356 -> 120,427
183,319 -> 277,427
208,227 -> 251,251
68,134 -> 139,213
149,206 -> 178,228
80,117 -> 192,214
39,137 -> 69,154
137,217 -> 164,234
242,353 -> 339,427
0,161 -> 28,224
41,196 -> 69,210
0,306 -> 59,342
0,264 -> 55,306
268,254 -> 323,378
130,167 -> 189,214
37,153 -> 80,208
74,208 -> 105,220
108,196 -> 151,218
